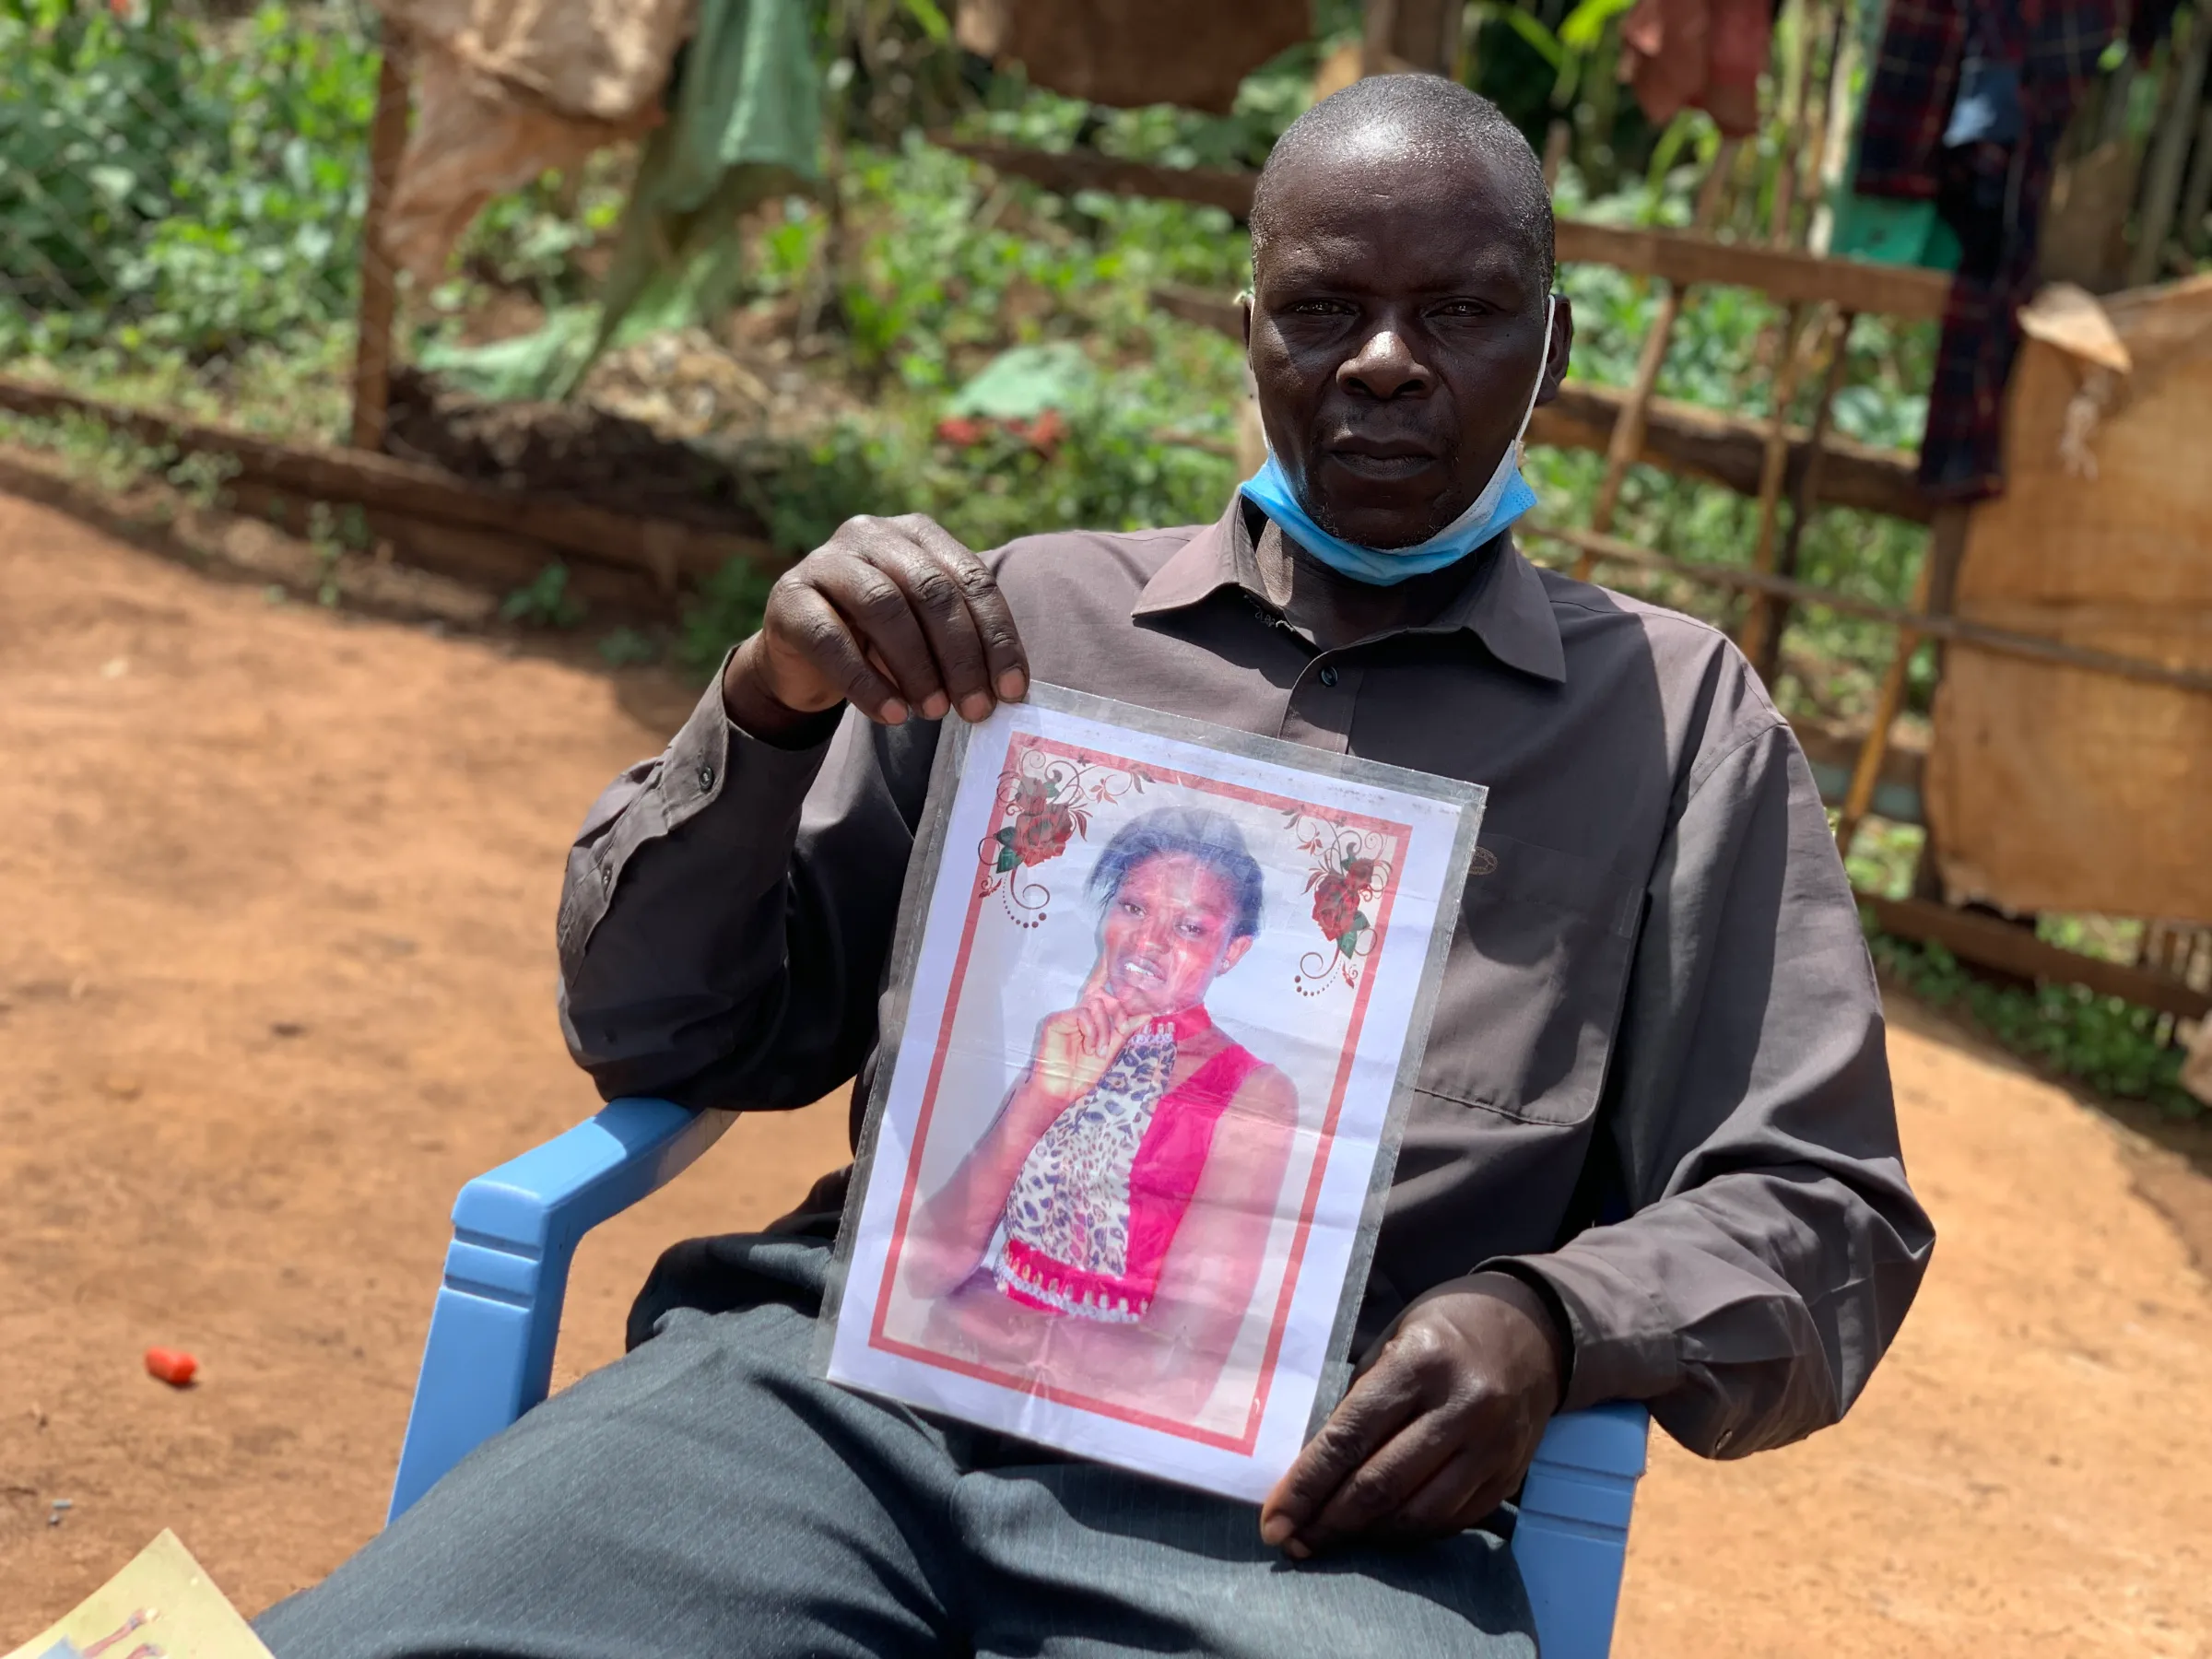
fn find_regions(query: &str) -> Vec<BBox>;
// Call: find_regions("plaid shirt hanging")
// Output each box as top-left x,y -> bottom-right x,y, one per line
1855,0 -> 2117,500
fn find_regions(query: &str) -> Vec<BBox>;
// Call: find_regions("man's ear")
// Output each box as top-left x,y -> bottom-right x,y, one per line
1219,934 -> 1255,974
1239,289 -> 1254,354
1536,293 -> 1573,406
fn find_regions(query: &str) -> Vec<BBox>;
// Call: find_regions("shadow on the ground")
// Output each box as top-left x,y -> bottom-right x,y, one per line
0,447 -> 712,744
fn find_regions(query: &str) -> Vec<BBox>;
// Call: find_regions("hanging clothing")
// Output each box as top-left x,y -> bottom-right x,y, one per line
987,1006 -> 1263,1324
376,0 -> 694,283
418,0 -> 820,402
954,0 -> 1311,114
1853,0 -> 2114,500
1618,0 -> 1773,138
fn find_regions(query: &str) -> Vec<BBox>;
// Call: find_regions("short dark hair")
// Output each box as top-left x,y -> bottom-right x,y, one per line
1088,808 -> 1265,941
1251,74 -> 1556,291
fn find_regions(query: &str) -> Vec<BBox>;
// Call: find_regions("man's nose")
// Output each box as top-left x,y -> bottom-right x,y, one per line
1338,328 -> 1433,401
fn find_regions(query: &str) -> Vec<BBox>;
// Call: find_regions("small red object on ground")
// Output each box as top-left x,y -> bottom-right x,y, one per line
144,1347 -> 198,1387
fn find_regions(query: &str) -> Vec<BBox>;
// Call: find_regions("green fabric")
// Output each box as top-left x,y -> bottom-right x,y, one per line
1826,0 -> 1959,274
423,0 -> 819,402
1830,193 -> 1963,271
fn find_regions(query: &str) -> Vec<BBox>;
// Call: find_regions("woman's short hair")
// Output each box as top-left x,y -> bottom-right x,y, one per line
1088,809 -> 1265,941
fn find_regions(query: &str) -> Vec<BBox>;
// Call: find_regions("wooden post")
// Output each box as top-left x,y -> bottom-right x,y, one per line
1742,308 -> 1854,683
1571,141 -> 1738,580
2180,104 -> 2212,257
1905,503 -> 1969,898
1834,542 -> 1936,857
1377,0 -> 1461,73
350,39 -> 411,453
1360,0 -> 1400,75
1542,119 -> 1573,191
2129,9 -> 2211,288
1733,301 -> 1816,658
1768,0 -> 1819,245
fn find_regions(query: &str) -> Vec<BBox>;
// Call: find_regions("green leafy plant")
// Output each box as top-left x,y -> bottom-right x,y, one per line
1869,927 -> 2200,1119
596,626 -> 662,666
501,562 -> 588,629
678,556 -> 779,676
0,0 -> 373,364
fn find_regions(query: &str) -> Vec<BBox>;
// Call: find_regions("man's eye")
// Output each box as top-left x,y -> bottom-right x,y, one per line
1432,300 -> 1487,317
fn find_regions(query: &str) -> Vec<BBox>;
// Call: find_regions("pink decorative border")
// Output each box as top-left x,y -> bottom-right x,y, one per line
862,730 -> 1414,1453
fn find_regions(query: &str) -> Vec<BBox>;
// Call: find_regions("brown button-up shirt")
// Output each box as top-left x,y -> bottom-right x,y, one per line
557,499 -> 1933,1459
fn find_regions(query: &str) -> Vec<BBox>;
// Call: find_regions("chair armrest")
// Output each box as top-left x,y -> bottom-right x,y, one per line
386,1098 -> 735,1523
1512,1403 -> 1650,1659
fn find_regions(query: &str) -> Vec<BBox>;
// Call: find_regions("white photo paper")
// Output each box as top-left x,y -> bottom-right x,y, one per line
820,685 -> 1483,1502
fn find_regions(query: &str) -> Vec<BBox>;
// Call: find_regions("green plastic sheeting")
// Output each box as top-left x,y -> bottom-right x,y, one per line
423,0 -> 819,402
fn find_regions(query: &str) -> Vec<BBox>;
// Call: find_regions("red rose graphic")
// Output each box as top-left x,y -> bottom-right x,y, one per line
1342,856 -> 1376,892
1311,872 -> 1361,941
1010,802 -> 1075,867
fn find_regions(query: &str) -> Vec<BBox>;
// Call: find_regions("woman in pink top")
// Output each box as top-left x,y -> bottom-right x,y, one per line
909,809 -> 1300,1414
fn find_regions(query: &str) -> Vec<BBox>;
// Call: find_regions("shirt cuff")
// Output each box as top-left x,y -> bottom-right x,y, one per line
660,665 -> 841,842
557,666 -> 841,965
1474,1237 -> 1680,1414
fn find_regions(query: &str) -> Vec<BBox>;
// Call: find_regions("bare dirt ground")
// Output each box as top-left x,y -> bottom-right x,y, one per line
5,489 -> 2209,1656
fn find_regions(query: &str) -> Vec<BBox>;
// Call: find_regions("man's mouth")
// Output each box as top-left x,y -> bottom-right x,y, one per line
1320,438 -> 1437,481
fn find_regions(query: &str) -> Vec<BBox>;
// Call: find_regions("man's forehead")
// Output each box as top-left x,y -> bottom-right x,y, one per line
1253,140 -> 1528,276
1262,129 -> 1509,215
1255,209 -> 1529,296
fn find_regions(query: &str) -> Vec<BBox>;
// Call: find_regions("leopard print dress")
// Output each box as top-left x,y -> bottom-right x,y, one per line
984,1011 -> 1258,1324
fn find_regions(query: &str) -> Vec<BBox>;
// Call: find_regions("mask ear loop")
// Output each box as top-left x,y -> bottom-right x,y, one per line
1512,293 -> 1559,469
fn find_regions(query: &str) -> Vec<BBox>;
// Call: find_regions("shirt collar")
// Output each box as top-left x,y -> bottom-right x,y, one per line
1132,495 -> 1567,685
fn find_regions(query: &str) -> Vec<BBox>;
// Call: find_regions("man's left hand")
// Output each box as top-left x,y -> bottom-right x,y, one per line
1259,1272 -> 1568,1557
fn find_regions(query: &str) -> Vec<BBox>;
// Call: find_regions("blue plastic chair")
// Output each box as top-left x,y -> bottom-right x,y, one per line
390,1098 -> 1651,1658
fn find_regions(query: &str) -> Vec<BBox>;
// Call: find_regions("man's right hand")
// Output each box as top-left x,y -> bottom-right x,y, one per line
721,513 -> 1030,742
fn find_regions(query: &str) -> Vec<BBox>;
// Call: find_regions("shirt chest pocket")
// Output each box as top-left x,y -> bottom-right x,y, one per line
1415,831 -> 1641,1126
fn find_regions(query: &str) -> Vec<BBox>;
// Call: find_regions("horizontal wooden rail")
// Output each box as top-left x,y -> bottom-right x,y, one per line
1552,221 -> 1949,319
1859,893 -> 2212,1020
1535,383 -> 1928,523
955,139 -> 1951,317
1522,521 -> 2212,697
939,137 -> 1261,217
0,376 -> 778,590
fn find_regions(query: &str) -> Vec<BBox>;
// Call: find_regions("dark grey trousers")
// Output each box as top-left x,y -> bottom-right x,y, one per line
256,1235 -> 1535,1658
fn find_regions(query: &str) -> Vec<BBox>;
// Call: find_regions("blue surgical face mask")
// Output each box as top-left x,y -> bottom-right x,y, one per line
1239,294 -> 1556,587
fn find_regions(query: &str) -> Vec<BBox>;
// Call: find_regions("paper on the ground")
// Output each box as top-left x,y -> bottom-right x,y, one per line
3,1531 -> 271,1659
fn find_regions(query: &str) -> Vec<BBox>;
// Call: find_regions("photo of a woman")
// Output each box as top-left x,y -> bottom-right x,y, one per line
902,807 -> 1301,1413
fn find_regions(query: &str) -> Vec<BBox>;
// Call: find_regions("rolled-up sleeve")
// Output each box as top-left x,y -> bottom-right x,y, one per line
557,668 -> 938,1112
1489,720 -> 1935,1458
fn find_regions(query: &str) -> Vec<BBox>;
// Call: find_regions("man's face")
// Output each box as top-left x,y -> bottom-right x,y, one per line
1243,136 -> 1571,549
1097,852 -> 1254,1018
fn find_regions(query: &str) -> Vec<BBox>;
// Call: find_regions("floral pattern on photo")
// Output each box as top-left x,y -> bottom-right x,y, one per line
978,740 -> 1158,927
1288,811 -> 1394,995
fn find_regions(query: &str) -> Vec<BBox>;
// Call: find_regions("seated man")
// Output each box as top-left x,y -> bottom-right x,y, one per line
259,75 -> 1932,1659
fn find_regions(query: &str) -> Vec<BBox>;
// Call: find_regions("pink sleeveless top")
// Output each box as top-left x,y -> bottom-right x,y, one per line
986,1006 -> 1262,1324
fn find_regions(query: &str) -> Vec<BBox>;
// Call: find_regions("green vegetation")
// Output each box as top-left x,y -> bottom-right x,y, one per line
0,1 -> 372,359
1,1 -> 2195,1116
1870,930 -> 2199,1119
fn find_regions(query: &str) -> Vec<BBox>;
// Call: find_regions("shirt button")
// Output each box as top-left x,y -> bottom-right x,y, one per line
698,762 -> 716,793
1317,665 -> 1339,688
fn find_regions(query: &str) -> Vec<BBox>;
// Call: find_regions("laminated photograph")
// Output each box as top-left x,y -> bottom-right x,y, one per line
820,684 -> 1483,1502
